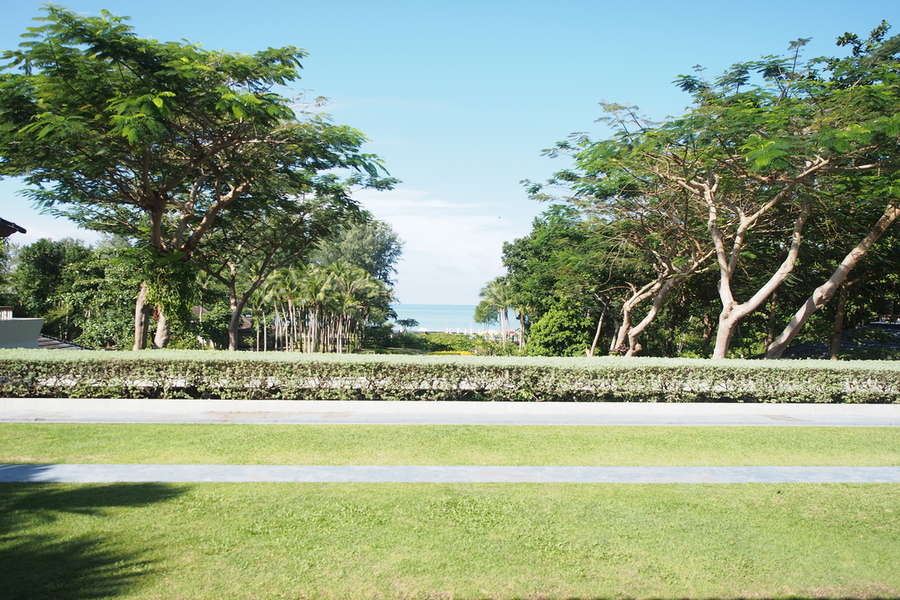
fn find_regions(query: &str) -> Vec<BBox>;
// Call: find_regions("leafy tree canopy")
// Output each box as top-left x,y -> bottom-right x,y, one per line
0,6 -> 397,349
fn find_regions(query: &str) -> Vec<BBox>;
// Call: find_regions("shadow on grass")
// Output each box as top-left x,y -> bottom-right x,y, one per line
0,477 -> 187,600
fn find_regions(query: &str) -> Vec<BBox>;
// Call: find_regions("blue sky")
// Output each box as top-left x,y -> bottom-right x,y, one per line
1,0 -> 897,304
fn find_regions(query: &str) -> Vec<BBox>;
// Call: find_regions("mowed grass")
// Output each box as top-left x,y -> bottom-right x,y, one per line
1,482 -> 898,599
1,423 -> 898,465
2,424 -> 898,598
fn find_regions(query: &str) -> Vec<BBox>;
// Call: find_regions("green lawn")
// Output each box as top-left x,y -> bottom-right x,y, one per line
2,423 -> 898,599
2,482 -> 898,599
1,423 -> 898,465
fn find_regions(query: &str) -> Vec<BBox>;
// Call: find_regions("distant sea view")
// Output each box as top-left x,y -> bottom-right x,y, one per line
390,304 -> 485,333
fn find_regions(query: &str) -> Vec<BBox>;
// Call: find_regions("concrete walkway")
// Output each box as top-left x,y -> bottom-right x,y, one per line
2,398 -> 899,426
2,464 -> 899,484
3,400 -> 898,483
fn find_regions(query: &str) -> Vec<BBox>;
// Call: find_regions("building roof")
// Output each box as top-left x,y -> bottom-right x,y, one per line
0,218 -> 26,238
37,334 -> 93,351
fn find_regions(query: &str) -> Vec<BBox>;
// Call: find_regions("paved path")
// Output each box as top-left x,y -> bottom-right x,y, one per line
2,398 -> 899,426
3,400 -> 898,483
2,464 -> 899,483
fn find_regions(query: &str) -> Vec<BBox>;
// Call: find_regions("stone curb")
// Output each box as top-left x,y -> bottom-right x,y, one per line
2,399 -> 899,426
2,464 -> 899,483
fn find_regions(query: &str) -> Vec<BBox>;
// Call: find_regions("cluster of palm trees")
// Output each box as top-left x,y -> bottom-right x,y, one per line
475,277 -> 523,345
249,262 -> 392,353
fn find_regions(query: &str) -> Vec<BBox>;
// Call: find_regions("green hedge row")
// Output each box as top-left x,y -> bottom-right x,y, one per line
1,350 -> 899,402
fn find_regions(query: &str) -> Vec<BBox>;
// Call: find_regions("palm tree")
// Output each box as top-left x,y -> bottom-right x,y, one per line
477,277 -> 516,341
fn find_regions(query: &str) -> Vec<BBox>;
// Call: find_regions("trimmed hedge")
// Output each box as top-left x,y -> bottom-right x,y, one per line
1,350 -> 899,403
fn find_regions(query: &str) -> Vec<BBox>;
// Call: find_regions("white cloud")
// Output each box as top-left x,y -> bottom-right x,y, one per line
354,188 -> 526,305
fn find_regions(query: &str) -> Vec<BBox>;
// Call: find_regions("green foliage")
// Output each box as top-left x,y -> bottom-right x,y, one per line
144,250 -> 198,328
310,219 -> 403,285
0,238 -> 12,302
361,323 -> 394,349
57,245 -> 143,348
193,303 -> 232,349
385,331 -> 429,350
526,302 -> 594,357
515,22 -> 900,360
11,238 -> 90,320
3,351 -> 898,403
0,7 -> 395,349
420,332 -> 476,353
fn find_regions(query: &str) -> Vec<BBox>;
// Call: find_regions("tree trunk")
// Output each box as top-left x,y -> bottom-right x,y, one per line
153,309 -> 169,349
712,202 -> 810,359
625,275 -> 686,356
766,204 -> 900,359
133,281 -> 152,351
518,312 -> 526,349
608,318 -> 622,353
829,284 -> 850,360
765,289 -> 779,349
227,296 -> 249,351
612,279 -> 664,354
588,304 -> 607,357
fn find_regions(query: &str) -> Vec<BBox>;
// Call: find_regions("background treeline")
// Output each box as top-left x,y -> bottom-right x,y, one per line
0,220 -> 402,352
476,23 -> 900,359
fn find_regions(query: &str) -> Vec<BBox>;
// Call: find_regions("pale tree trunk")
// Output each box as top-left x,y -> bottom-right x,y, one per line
497,308 -> 509,342
712,202 -> 810,359
765,204 -> 900,359
608,318 -> 622,353
611,279 -> 665,353
153,310 -> 170,349
133,282 -> 152,351
613,254 -> 712,356
624,276 -> 685,356
669,174 -> 805,359
587,303 -> 608,357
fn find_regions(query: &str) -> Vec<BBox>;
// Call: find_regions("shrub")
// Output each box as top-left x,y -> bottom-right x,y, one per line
2,350 -> 899,403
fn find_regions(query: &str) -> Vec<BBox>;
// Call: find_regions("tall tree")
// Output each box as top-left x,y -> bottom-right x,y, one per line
527,106 -> 714,356
500,205 -> 636,355
0,7 -> 393,349
309,218 -> 403,285
765,24 -> 900,357
475,277 -> 515,341
533,27 -> 900,358
11,237 -> 91,334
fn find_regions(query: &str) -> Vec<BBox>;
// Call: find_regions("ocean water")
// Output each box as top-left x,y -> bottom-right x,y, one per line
390,304 -> 485,333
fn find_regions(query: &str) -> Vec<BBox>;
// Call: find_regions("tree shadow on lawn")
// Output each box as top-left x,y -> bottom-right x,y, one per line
0,479 -> 187,600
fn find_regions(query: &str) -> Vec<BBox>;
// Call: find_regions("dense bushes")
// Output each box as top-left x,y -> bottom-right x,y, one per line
2,350 -> 899,403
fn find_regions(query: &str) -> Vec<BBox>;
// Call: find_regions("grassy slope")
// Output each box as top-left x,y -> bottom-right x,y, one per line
0,423 -> 898,465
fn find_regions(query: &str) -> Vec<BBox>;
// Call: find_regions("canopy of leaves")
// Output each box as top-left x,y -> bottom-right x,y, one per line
0,6 -> 396,256
511,22 -> 900,357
